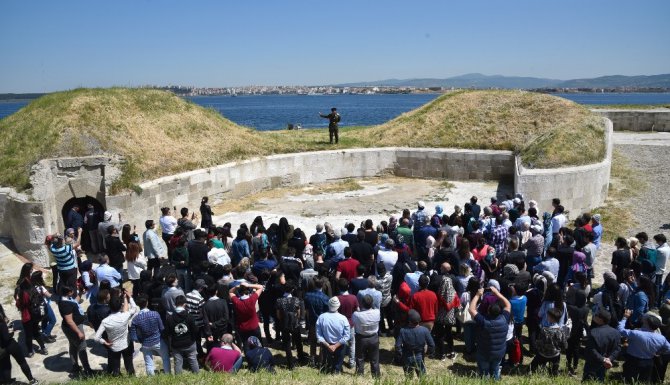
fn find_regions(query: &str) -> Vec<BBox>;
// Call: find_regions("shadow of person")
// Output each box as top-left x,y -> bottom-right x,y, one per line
42,351 -> 72,372
89,341 -> 109,358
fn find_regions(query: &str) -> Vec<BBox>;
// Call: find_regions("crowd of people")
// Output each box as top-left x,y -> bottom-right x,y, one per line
2,194 -> 670,384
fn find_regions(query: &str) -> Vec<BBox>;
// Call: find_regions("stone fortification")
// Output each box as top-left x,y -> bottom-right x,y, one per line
0,119 -> 613,266
593,109 -> 670,132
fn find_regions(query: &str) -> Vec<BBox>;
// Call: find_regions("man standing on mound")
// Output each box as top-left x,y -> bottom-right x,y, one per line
319,107 -> 341,144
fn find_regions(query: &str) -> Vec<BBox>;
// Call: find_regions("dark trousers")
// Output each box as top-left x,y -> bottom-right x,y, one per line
530,354 -> 560,375
237,327 -> 261,347
321,344 -> 346,374
623,354 -> 654,383
107,345 -> 135,376
380,305 -> 394,334
583,361 -> 607,382
433,322 -> 454,357
281,327 -> 305,369
147,258 -> 161,281
22,318 -> 45,353
0,339 -> 34,382
355,334 -> 380,377
58,268 -> 78,293
329,127 -> 338,144
566,334 -> 581,370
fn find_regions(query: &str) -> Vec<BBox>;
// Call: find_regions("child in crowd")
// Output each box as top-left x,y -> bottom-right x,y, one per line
530,307 -> 567,375
509,284 -> 527,365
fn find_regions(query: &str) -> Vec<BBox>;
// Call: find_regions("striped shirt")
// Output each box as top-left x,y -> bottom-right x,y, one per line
51,244 -> 77,271
185,290 -> 205,326
130,308 -> 164,347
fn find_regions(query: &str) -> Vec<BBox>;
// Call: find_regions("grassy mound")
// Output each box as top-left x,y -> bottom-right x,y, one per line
364,90 -> 606,168
0,88 -> 607,193
0,88 -> 273,192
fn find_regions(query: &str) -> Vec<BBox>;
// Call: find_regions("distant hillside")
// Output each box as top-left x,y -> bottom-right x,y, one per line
338,73 -> 561,89
557,74 -> 670,88
338,73 -> 670,89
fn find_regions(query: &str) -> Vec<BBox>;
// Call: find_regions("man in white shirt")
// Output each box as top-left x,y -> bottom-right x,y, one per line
352,294 -> 381,377
95,290 -> 138,375
654,234 -> 670,307
551,205 -> 567,241
377,239 -> 398,274
143,219 -> 166,279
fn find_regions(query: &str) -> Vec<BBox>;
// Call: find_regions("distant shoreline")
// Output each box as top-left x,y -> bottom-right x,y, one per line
2,89 -> 670,101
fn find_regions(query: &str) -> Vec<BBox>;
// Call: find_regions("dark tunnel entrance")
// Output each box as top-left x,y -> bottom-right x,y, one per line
61,196 -> 105,253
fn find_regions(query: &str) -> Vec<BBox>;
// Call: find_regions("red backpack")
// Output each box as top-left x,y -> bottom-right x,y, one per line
509,337 -> 522,365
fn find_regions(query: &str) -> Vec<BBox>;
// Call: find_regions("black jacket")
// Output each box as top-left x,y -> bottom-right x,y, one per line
105,236 -> 127,269
202,298 -> 229,338
584,324 -> 621,366
165,309 -> 198,350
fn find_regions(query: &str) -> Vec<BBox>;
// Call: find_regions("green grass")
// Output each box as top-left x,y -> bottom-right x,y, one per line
365,90 -> 606,169
64,341 -> 626,385
0,88 -> 607,192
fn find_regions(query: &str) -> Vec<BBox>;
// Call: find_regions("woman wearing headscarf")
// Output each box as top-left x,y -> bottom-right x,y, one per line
199,197 -> 214,230
433,271 -> 459,359
244,336 -> 275,373
277,217 -> 293,257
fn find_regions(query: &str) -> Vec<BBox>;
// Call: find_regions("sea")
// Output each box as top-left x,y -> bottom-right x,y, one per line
1,92 -> 669,131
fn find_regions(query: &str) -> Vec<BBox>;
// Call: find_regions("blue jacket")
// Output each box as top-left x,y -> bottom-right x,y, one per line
474,310 -> 511,360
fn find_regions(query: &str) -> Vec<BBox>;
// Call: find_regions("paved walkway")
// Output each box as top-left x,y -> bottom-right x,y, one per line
613,131 -> 670,146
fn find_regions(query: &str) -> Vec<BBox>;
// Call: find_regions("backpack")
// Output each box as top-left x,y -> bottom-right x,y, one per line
333,113 -> 341,123
509,337 -> 522,365
279,297 -> 301,331
313,233 -> 327,256
29,288 -> 46,319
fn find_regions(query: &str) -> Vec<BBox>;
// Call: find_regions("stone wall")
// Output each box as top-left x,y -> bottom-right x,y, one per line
111,148 -> 516,233
593,109 -> 670,132
515,118 -> 613,217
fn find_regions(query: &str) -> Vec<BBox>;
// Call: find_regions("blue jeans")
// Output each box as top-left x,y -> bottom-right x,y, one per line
173,343 -> 199,374
477,355 -> 502,380
231,355 -> 244,373
42,298 -> 57,336
141,339 -> 171,375
176,269 -> 191,293
403,353 -> 426,377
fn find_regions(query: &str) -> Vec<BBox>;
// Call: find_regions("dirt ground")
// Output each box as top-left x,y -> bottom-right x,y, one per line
211,176 -> 513,238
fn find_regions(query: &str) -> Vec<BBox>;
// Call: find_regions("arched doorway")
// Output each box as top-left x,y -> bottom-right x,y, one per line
61,196 -> 105,252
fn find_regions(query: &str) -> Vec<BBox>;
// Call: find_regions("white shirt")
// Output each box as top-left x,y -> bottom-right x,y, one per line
377,249 -> 398,273
127,253 -> 147,280
95,299 -> 138,352
159,215 -> 178,234
551,214 -> 566,234
352,308 -> 380,336
208,248 -> 231,266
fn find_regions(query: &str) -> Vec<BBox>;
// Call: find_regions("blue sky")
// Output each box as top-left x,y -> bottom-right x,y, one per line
1,0 -> 669,92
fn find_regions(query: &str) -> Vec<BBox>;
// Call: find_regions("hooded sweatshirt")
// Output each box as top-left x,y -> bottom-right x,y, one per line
166,307 -> 198,350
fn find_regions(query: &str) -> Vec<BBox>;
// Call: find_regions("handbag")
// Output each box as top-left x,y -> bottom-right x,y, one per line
561,306 -> 573,336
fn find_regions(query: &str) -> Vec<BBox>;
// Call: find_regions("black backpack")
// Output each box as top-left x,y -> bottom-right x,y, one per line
29,288 -> 46,319
333,113 -> 341,123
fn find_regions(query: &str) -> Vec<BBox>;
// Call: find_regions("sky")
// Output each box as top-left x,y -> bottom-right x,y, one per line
1,0 -> 669,93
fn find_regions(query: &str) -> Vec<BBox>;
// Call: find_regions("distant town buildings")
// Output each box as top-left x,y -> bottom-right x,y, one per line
150,85 -> 436,96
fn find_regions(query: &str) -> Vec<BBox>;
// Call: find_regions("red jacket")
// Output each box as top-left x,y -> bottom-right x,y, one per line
408,289 -> 438,322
